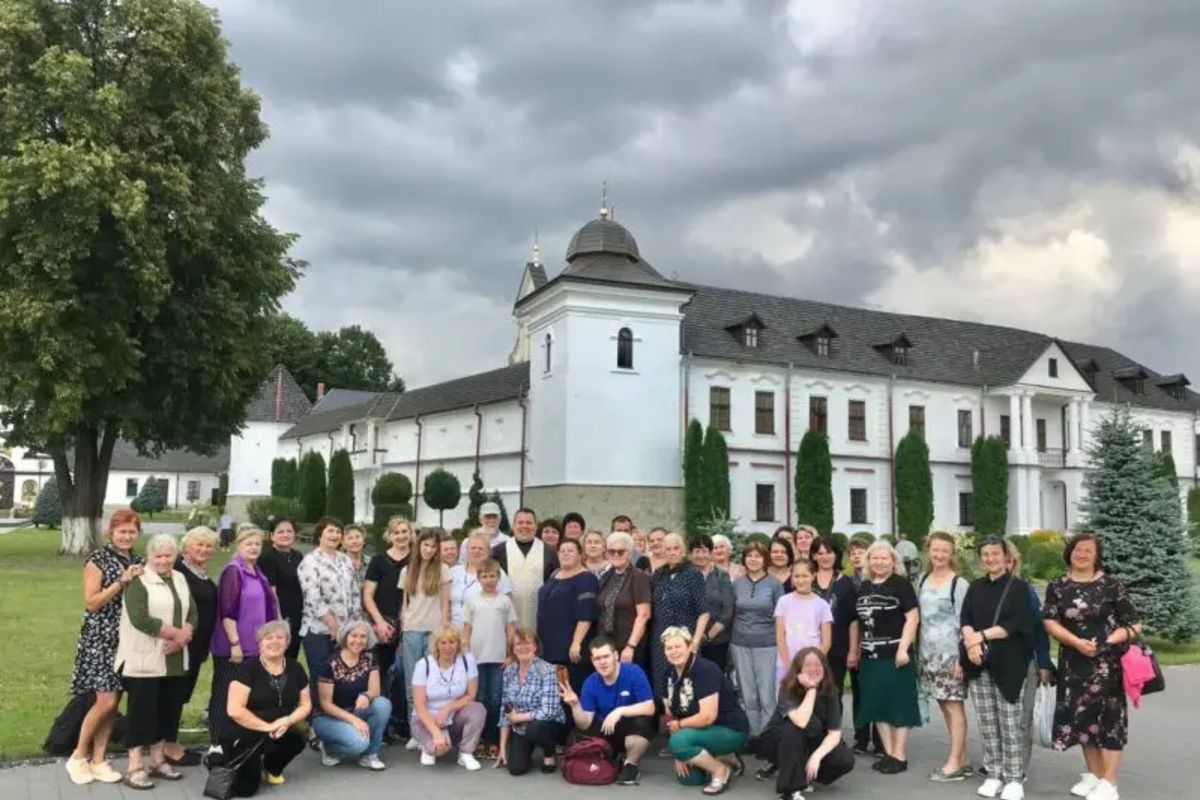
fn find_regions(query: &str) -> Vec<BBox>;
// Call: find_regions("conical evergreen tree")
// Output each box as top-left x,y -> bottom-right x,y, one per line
683,419 -> 707,534
461,470 -> 486,531
326,449 -> 355,522
895,431 -> 933,548
795,431 -> 833,536
1080,409 -> 1198,642
702,426 -> 731,523
970,436 -> 1008,534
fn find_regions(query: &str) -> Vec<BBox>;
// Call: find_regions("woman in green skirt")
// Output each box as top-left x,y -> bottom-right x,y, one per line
847,540 -> 921,775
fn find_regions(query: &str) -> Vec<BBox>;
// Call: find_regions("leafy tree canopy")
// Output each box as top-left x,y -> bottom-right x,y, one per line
263,315 -> 404,400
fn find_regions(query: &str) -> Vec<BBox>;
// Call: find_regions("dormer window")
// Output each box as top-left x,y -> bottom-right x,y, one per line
617,327 -> 634,369
1155,374 -> 1190,400
1113,365 -> 1149,396
726,314 -> 765,350
798,323 -> 838,358
875,334 -> 912,367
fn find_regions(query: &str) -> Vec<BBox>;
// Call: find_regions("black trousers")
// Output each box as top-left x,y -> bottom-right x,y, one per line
829,656 -> 882,752
506,720 -> 567,775
584,714 -> 656,757
755,720 -> 855,793
701,642 -> 730,673
209,657 -> 241,740
219,730 -> 306,797
123,675 -> 190,748
182,656 -> 205,705
283,611 -> 302,660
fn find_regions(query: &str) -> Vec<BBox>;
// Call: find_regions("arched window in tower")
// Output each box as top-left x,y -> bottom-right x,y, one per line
616,327 -> 634,369
544,332 -> 553,373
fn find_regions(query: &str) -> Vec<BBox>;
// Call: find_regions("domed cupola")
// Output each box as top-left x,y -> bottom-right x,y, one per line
565,212 -> 641,262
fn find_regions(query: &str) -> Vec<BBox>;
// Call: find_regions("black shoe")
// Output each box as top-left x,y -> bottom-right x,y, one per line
540,757 -> 557,774
617,762 -> 640,785
877,758 -> 908,775
779,792 -> 805,800
730,754 -> 745,777
852,744 -> 871,756
165,750 -> 203,767
870,755 -> 893,771
756,764 -> 778,781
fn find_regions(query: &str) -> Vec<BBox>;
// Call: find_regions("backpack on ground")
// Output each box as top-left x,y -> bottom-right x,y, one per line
43,692 -> 128,756
561,736 -> 618,785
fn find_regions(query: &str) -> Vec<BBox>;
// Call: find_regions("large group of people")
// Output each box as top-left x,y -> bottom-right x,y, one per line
63,506 -> 1145,800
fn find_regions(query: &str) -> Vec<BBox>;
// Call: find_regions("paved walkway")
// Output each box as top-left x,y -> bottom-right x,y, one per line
3,666 -> 1194,800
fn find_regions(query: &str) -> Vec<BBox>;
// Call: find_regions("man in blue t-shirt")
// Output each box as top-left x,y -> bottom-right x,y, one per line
561,636 -> 656,785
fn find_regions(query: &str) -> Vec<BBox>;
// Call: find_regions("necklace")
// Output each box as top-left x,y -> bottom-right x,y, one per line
436,657 -> 458,685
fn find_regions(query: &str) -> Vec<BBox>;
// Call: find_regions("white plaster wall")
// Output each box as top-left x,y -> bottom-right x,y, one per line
229,421 -> 292,497
1014,343 -> 1094,394
106,470 -> 220,508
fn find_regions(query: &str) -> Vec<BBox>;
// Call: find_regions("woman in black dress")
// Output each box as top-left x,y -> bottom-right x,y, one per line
257,517 -> 304,659
166,525 -> 220,763
65,508 -> 145,786
1042,533 -> 1139,800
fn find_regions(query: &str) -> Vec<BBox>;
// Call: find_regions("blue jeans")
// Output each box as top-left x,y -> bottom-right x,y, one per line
401,631 -> 432,709
302,632 -> 336,703
476,663 -> 503,745
311,697 -> 393,759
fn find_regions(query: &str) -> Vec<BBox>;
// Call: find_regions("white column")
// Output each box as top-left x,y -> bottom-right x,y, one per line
1067,399 -> 1080,454
1080,399 -> 1092,454
1021,392 -> 1035,452
1008,393 -> 1021,454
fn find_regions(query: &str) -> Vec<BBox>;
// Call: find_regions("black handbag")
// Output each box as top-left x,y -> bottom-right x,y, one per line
203,738 -> 263,800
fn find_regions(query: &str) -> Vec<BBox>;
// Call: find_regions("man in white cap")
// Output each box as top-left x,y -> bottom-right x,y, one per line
458,500 -> 511,563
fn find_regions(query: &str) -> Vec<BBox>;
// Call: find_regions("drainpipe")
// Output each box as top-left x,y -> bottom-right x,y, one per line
888,374 -> 897,533
413,416 -> 424,519
683,350 -> 693,426
473,404 -> 483,474
518,390 -> 528,506
981,385 -> 988,437
785,361 -> 794,526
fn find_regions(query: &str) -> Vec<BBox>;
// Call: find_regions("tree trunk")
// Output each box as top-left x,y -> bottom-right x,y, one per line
55,425 -> 119,555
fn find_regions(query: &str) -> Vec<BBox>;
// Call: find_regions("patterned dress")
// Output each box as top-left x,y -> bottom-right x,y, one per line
917,575 -> 968,701
71,544 -> 143,694
1042,575 -> 1138,750
651,563 -> 708,694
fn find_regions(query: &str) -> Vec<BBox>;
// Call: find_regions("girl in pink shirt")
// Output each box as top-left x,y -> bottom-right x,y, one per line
774,559 -> 833,681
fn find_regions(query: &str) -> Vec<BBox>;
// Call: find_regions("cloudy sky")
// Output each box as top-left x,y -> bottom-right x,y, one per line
208,0 -> 1200,388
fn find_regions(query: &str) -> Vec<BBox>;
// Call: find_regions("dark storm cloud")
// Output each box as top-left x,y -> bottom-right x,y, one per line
209,0 -> 1200,384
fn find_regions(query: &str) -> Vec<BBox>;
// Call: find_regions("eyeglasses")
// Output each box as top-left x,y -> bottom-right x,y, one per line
607,548 -> 628,556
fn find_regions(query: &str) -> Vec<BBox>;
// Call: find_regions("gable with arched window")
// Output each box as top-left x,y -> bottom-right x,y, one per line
616,327 -> 634,369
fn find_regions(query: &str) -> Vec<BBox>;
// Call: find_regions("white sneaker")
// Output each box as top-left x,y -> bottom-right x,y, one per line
1086,779 -> 1119,800
358,754 -> 386,771
419,750 -> 436,767
1071,773 -> 1101,798
64,756 -> 94,786
458,752 -> 482,771
406,737 -> 421,752
318,742 -> 340,768
1000,781 -> 1025,800
977,778 -> 1003,798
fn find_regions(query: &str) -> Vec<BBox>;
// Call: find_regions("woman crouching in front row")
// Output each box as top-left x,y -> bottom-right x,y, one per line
751,647 -> 855,800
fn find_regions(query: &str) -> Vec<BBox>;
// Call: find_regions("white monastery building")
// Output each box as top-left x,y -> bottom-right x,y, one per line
7,208 -> 1195,534
221,208 -> 1200,536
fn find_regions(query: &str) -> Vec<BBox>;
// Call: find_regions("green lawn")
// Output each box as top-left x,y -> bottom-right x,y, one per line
0,527 -> 229,760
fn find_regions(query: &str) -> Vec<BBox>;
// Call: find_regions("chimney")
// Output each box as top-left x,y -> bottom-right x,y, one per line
274,367 -> 283,421
317,382 -> 326,400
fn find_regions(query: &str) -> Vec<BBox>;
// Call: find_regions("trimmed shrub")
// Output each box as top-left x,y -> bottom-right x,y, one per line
326,449 -> 355,522
370,472 -> 414,550
271,458 -> 298,498
1026,540 -> 1066,581
423,468 -> 462,527
297,452 -> 327,524
795,430 -> 834,536
131,476 -> 166,516
32,478 -> 62,528
461,470 -> 486,532
247,496 -> 303,531
971,436 -> 1009,535
830,532 -> 849,553
895,431 -> 933,549
683,419 -> 707,535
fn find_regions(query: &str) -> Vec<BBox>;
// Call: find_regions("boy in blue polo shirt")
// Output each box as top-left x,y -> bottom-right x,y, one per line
561,636 -> 656,785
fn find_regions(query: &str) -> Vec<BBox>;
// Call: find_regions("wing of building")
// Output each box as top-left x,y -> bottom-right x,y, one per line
222,208 -> 1200,535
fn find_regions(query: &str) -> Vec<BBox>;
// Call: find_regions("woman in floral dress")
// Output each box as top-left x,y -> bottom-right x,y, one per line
1042,533 -> 1139,800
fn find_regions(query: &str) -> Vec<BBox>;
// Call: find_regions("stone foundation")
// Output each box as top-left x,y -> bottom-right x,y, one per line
523,484 -> 684,532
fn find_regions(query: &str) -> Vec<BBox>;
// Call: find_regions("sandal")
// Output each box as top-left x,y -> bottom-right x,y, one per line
702,766 -> 734,795
150,762 -> 184,781
123,768 -> 155,791
730,754 -> 745,777
540,757 -> 557,774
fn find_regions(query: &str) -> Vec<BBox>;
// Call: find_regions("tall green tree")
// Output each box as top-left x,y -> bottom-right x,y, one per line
423,468 -> 461,528
270,458 -> 298,498
297,451 -> 327,522
970,436 -> 1009,534
1081,409 -> 1198,642
263,315 -> 404,400
1188,486 -> 1200,552
683,419 -> 707,534
326,449 -> 354,523
0,0 -> 297,553
1154,451 -> 1179,493
894,431 -> 933,548
131,477 -> 166,517
460,470 -> 486,531
702,426 -> 731,521
369,472 -> 413,550
32,477 -> 62,528
795,431 -> 833,536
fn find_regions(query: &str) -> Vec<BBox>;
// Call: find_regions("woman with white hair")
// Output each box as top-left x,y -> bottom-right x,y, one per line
449,530 -> 514,626
711,535 -> 743,581
164,525 -> 219,766
650,533 -> 711,701
313,619 -> 393,770
115,533 -> 198,789
596,531 -> 652,664
847,540 -> 921,776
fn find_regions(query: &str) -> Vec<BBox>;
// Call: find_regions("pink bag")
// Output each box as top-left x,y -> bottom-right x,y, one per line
1120,641 -> 1157,708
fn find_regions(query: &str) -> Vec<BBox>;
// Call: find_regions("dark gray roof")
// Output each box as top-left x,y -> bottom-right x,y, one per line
566,217 -> 640,261
279,394 -> 386,441
384,362 -> 529,421
244,365 -> 311,423
309,389 -> 379,414
1058,342 -> 1200,411
528,262 -> 548,289
110,440 -> 229,473
680,283 -> 1200,411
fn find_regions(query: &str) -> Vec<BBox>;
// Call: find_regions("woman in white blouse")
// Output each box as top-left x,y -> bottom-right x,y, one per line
410,625 -> 486,770
448,530 -> 513,627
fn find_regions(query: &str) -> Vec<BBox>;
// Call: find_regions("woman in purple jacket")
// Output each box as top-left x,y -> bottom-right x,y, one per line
208,527 -> 279,741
